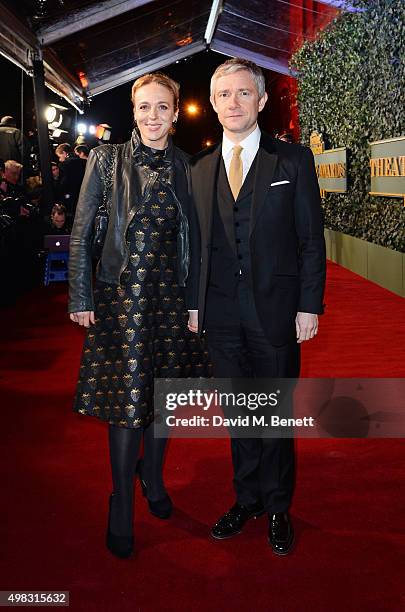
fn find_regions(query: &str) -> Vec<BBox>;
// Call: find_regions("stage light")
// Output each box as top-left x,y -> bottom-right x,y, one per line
186,103 -> 199,116
77,122 -> 87,134
89,125 -> 96,135
45,103 -> 66,128
205,139 -> 212,147
45,106 -> 57,123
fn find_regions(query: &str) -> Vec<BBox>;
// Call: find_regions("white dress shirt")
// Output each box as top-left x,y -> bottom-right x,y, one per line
222,124 -> 261,183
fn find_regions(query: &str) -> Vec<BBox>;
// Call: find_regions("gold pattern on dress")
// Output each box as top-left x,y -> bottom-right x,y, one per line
135,230 -> 145,241
145,252 -> 155,266
135,342 -> 144,354
84,348 -> 91,355
112,374 -> 120,387
117,285 -> 125,298
93,405 -> 101,416
137,267 -> 147,281
118,314 -> 128,327
122,343 -> 130,357
103,285 -> 113,294
125,404 -> 136,418
130,254 -> 140,267
117,389 -> 125,399
155,217 -> 165,226
131,283 -> 141,297
136,241 -> 145,252
101,375 -> 109,388
115,360 -> 123,373
138,297 -> 148,311
88,377 -> 97,389
158,190 -> 166,202
130,388 -> 141,402
128,358 -> 138,372
151,204 -> 160,216
141,217 -> 150,228
122,298 -> 133,312
123,374 -> 133,387
125,328 -> 135,342
82,392 -> 91,406
133,313 -> 142,326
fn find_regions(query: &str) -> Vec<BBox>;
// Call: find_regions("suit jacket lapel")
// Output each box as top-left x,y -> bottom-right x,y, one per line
250,136 -> 278,237
198,144 -> 221,245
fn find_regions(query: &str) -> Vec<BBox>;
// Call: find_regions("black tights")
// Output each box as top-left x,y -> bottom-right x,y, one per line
108,423 -> 168,536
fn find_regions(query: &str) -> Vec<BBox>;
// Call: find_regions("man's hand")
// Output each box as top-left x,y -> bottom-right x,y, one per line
188,310 -> 198,333
295,312 -> 318,343
70,311 -> 95,328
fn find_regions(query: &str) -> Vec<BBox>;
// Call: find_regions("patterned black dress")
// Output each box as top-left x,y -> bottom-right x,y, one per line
73,143 -> 210,428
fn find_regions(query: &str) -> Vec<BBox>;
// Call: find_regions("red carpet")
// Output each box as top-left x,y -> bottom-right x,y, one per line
1,261 -> 405,611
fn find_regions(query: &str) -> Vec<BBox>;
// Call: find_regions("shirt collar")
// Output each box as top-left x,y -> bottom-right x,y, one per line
222,124 -> 261,159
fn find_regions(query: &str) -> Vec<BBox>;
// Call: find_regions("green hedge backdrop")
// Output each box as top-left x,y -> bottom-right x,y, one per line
291,0 -> 405,252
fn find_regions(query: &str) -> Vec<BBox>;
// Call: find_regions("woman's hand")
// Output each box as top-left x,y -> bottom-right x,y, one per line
187,310 -> 198,333
70,311 -> 95,328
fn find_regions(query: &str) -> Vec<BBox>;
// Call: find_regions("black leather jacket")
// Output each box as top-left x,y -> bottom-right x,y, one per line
68,131 -> 200,313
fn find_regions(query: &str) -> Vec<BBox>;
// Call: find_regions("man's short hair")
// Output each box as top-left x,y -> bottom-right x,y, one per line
0,116 -> 16,127
74,145 -> 90,156
5,160 -> 23,171
210,58 -> 266,99
55,143 -> 73,156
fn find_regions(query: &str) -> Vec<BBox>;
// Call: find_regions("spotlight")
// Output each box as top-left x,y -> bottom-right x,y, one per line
77,122 -> 87,134
186,103 -> 199,116
45,103 -> 67,128
45,106 -> 57,123
89,125 -> 96,135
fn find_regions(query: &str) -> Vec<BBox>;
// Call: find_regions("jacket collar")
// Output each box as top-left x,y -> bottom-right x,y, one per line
130,129 -> 174,166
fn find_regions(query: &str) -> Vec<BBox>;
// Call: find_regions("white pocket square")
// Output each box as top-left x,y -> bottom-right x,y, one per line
270,180 -> 290,187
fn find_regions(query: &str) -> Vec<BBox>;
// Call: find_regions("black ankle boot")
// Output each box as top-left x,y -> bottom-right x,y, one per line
136,459 -> 173,520
106,493 -> 134,558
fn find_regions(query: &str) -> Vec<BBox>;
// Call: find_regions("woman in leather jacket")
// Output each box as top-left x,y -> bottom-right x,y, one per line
68,72 -> 208,558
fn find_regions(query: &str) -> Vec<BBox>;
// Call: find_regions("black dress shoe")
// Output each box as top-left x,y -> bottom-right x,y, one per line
136,459 -> 173,520
106,494 -> 134,559
268,512 -> 294,555
211,502 -> 265,539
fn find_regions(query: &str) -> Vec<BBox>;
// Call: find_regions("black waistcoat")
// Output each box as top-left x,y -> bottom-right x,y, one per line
207,155 -> 257,300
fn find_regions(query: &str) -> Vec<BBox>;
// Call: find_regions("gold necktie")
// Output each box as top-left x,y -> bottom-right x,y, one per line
228,145 -> 243,200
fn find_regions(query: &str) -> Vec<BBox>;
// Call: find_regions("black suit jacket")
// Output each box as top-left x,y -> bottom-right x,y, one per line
190,132 -> 326,346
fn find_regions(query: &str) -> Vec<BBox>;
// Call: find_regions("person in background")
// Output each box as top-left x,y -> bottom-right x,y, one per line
51,161 -> 62,201
74,144 -> 90,160
1,160 -> 25,198
55,143 -> 86,217
0,116 -> 29,165
44,203 -> 71,235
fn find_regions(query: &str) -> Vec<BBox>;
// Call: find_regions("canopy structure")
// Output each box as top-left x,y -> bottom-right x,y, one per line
0,0 -> 353,111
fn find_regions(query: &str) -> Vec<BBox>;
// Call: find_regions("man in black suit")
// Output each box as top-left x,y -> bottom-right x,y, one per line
188,58 -> 326,555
